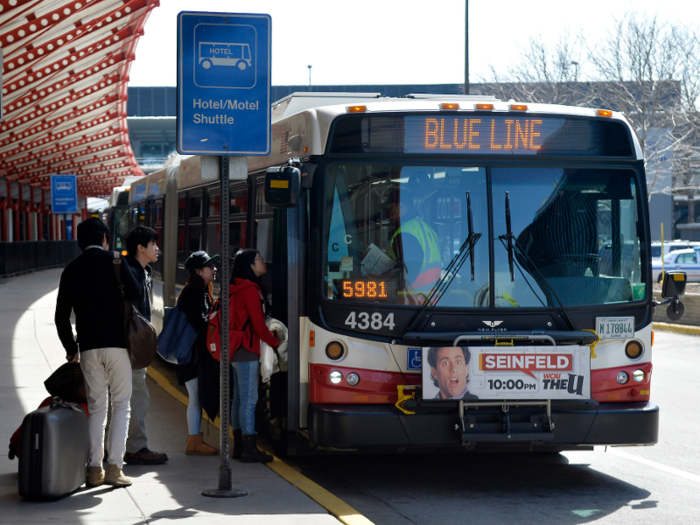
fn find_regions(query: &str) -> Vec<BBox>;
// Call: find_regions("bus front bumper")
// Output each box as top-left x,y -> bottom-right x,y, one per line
307,402 -> 659,450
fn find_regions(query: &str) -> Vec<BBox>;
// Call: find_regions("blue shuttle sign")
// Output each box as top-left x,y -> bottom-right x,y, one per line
177,12 -> 271,156
51,175 -> 78,214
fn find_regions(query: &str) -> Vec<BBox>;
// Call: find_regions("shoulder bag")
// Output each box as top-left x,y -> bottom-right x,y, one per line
113,253 -> 158,369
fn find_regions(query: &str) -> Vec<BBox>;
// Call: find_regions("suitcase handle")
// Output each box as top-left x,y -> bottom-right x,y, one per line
49,397 -> 74,410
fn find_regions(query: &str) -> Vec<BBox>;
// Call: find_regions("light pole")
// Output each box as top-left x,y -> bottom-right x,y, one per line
308,65 -> 312,87
464,0 -> 469,95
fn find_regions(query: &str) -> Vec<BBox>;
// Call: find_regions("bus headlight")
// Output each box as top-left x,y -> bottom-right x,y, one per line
632,369 -> 645,382
347,372 -> 360,386
617,371 -> 629,384
330,370 -> 343,384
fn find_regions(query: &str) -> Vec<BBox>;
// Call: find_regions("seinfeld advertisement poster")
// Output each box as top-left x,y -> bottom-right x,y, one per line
421,346 -> 591,400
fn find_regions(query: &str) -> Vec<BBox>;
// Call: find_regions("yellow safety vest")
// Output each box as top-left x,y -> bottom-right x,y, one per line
389,217 -> 442,291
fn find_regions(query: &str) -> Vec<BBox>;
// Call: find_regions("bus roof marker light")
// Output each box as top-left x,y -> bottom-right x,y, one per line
476,103 -> 494,110
597,109 -> 613,117
347,105 -> 367,113
510,104 -> 528,111
441,103 -> 459,110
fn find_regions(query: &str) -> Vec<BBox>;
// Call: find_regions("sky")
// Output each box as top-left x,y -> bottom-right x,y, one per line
128,0 -> 700,88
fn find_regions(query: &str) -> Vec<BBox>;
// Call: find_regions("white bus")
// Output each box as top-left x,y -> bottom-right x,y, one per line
121,92 -> 685,455
198,42 -> 252,70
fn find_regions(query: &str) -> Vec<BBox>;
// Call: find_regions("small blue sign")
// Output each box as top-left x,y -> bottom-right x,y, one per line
177,11 -> 271,156
51,175 -> 78,214
407,348 -> 422,371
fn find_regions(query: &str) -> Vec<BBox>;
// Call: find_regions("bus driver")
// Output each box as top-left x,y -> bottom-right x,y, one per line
386,174 -> 442,297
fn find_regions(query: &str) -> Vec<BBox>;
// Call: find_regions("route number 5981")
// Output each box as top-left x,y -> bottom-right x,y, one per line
345,312 -> 395,331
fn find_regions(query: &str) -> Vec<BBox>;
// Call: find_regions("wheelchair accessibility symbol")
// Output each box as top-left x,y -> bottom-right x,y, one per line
407,348 -> 422,370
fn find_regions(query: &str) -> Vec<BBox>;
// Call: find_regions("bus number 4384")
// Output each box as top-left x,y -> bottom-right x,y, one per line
345,312 -> 395,331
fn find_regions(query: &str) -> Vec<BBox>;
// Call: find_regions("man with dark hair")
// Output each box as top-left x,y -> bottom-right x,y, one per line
122,226 -> 168,466
427,346 -> 478,400
55,217 -> 140,488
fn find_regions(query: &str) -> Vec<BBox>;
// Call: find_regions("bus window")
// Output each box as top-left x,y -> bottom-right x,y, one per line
323,165 -> 488,306
229,221 -> 247,260
230,186 -> 248,215
206,221 -> 220,257
492,168 -> 644,307
188,224 -> 202,253
178,195 -> 186,221
208,192 -> 221,217
189,193 -> 202,219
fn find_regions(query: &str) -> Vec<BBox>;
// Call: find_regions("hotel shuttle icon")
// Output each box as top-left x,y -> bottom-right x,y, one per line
198,42 -> 252,71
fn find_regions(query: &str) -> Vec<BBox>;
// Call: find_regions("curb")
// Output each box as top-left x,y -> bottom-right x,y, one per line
653,322 -> 700,336
146,366 -> 375,525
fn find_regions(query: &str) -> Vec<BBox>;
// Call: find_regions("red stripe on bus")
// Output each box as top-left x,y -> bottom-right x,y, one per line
309,363 -> 421,405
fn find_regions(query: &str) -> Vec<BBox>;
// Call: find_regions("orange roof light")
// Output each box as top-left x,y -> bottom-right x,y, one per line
510,104 -> 528,111
347,105 -> 367,113
441,102 -> 460,110
476,103 -> 494,110
121,250 -> 128,256
597,109 -> 613,117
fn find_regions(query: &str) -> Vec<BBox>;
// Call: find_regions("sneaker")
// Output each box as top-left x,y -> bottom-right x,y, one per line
86,466 -> 105,487
124,447 -> 168,465
104,465 -> 132,487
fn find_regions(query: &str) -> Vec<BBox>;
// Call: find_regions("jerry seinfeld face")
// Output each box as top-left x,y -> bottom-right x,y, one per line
431,347 -> 468,399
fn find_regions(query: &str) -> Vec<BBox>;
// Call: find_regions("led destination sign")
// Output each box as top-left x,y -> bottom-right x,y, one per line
329,114 -> 634,157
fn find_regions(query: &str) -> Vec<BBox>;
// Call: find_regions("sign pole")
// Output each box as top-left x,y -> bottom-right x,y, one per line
202,156 -> 247,499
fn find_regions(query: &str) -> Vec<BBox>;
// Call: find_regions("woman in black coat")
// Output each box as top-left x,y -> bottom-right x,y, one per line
174,251 -> 219,455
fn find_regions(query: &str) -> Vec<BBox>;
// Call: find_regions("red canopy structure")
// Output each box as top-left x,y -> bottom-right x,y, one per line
1,0 -> 160,197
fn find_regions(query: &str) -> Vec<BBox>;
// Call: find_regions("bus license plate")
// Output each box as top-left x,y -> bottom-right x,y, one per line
596,317 -> 635,339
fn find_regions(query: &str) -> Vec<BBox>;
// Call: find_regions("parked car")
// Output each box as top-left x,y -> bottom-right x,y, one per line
652,248 -> 700,282
650,241 -> 700,264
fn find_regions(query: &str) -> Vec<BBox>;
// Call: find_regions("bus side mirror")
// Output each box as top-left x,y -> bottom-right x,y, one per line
661,271 -> 686,299
265,166 -> 301,208
661,271 -> 686,321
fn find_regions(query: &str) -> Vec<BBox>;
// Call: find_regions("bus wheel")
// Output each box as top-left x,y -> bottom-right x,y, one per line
201,59 -> 212,69
237,60 -> 247,71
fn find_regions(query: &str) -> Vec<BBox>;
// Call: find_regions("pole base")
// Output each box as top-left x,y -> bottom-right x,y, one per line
201,488 -> 248,498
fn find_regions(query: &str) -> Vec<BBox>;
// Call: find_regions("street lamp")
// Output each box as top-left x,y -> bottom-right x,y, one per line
308,65 -> 312,86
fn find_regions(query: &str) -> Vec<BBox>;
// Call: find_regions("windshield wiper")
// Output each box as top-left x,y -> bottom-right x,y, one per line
499,192 -> 515,282
497,191 -> 577,331
406,191 -> 481,332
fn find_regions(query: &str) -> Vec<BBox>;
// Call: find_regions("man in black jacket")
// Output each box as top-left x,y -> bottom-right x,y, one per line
123,226 -> 168,466
55,218 -> 139,488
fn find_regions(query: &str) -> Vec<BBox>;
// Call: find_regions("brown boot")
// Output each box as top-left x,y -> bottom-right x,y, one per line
86,466 -> 105,487
104,465 -> 132,487
186,434 -> 218,456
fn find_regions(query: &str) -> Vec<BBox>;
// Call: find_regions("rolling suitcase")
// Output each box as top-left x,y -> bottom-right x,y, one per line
18,397 -> 89,500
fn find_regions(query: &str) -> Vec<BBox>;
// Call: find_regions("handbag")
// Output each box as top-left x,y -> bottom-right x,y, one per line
43,362 -> 87,404
157,306 -> 198,364
113,253 -> 158,369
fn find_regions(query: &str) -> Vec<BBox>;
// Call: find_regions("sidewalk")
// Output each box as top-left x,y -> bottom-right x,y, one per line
0,269 -> 341,525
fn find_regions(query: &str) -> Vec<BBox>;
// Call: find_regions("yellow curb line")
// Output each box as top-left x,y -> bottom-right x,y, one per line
653,322 -> 700,336
146,366 -> 375,525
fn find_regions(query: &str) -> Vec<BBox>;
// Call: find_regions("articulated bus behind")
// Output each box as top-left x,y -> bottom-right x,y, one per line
115,93 -> 687,456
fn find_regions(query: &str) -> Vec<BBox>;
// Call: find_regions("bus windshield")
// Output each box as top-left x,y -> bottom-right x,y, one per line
323,164 -> 645,308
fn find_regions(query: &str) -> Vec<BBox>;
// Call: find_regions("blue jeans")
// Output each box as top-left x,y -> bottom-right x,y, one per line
231,361 -> 259,435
